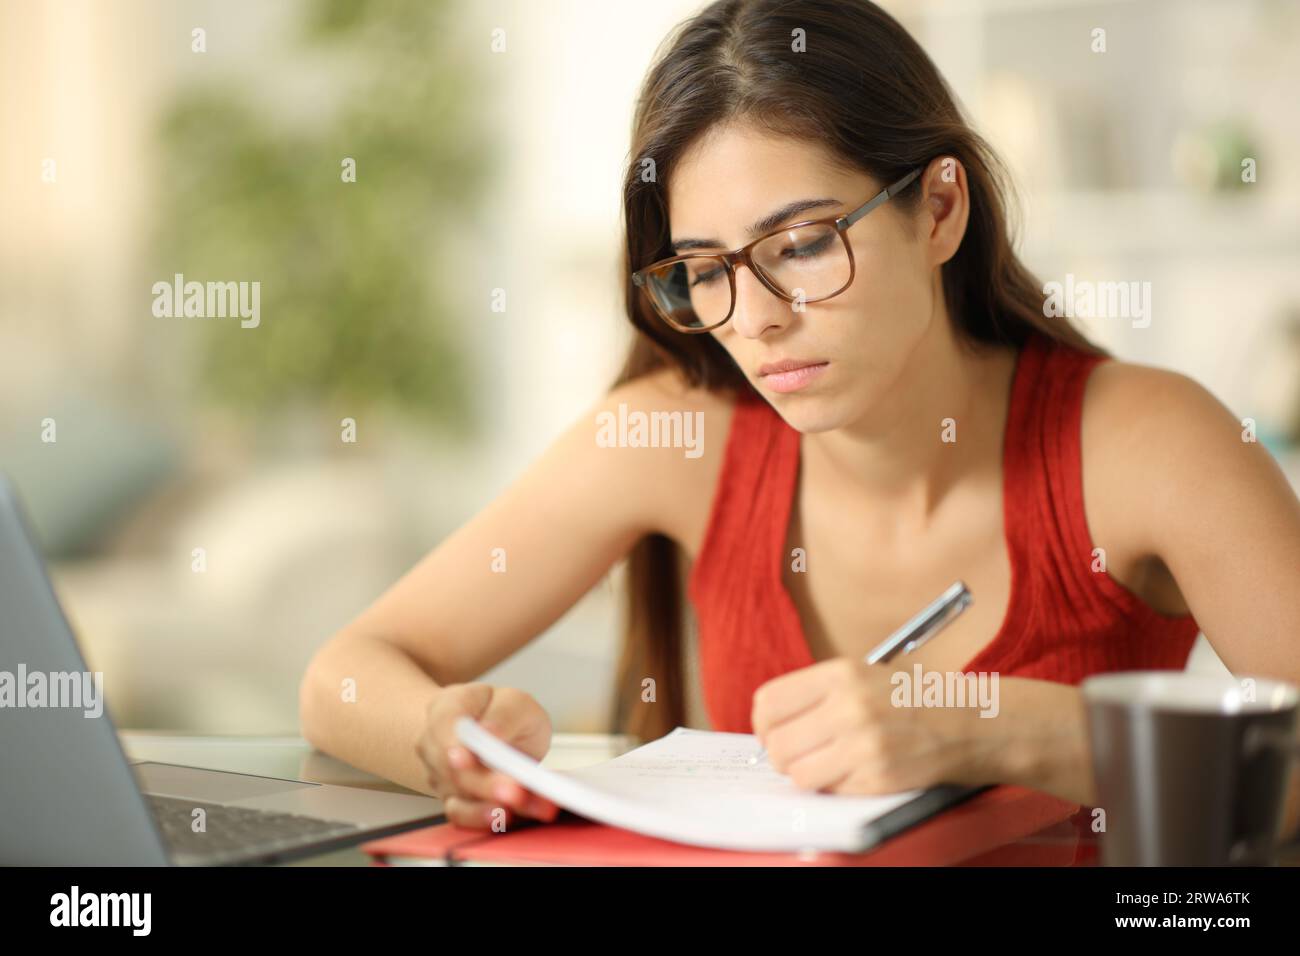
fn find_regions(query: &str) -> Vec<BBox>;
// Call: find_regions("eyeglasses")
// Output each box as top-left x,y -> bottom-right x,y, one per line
632,168 -> 922,334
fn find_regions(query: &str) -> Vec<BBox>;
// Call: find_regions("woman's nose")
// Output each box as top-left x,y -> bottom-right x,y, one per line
728,265 -> 792,339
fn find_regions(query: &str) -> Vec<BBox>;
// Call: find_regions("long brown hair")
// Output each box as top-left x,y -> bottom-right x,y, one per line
608,0 -> 1104,742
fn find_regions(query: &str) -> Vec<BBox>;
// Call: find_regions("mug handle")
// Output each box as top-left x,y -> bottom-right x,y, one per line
1229,724 -> 1300,862
1242,724 -> 1300,760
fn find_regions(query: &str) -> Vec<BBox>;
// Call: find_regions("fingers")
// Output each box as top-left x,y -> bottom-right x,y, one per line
444,744 -> 559,820
449,682 -> 496,720
479,692 -> 553,761
444,795 -> 513,829
468,714 -> 558,817
752,658 -> 875,741
419,684 -> 498,796
415,683 -> 559,829
763,692 -> 860,772
781,734 -> 852,792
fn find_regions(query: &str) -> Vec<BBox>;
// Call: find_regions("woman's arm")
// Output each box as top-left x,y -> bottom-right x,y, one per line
298,367 -> 713,792
1001,361 -> 1300,834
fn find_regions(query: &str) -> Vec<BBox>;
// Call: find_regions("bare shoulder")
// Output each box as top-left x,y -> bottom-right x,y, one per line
1081,358 -> 1244,471
1079,351 -> 1300,670
597,365 -> 739,555
1080,355 -> 1269,565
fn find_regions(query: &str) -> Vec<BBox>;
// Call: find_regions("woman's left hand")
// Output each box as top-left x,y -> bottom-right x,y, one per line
750,657 -> 996,795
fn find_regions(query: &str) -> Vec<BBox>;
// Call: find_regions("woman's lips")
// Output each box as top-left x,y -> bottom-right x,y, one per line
758,361 -> 829,394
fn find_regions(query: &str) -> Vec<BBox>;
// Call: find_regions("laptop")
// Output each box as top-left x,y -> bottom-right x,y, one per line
0,475 -> 443,865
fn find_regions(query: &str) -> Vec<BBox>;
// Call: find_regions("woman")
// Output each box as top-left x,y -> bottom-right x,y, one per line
299,0 -> 1300,836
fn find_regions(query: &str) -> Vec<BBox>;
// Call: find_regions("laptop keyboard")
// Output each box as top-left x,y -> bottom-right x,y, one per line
145,793 -> 362,863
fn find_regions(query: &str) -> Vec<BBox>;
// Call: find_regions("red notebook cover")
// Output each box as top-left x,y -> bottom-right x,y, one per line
362,785 -> 1083,866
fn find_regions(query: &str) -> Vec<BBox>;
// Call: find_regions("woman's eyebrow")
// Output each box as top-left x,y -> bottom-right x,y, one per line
670,197 -> 842,252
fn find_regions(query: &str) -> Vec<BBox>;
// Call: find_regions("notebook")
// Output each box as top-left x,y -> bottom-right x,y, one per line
362,791 -> 1088,866
450,718 -> 980,853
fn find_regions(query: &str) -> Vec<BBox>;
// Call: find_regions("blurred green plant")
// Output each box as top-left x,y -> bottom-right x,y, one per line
152,0 -> 493,435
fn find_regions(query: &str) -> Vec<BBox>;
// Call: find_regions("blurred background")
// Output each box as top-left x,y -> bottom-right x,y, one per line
2,0 -> 1298,736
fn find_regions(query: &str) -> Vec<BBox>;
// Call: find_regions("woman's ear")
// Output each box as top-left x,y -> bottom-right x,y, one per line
920,156 -> 970,267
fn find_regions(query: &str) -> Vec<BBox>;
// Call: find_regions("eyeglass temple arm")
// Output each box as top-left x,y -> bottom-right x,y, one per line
842,167 -> 923,228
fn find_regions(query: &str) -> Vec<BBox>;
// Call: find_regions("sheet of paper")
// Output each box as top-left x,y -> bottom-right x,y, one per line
455,718 -> 923,852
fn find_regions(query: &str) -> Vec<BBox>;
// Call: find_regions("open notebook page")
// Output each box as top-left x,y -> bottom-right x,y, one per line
455,718 -> 923,852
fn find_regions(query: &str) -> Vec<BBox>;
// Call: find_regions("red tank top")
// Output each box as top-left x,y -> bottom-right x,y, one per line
686,330 -> 1200,734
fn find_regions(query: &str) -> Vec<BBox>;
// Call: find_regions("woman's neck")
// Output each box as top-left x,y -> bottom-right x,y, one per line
802,307 -> 1018,531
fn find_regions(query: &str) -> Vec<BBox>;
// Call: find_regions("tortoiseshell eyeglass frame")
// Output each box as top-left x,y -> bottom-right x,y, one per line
631,167 -> 924,334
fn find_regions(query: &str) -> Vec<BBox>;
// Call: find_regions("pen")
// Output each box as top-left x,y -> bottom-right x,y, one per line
748,580 -> 973,765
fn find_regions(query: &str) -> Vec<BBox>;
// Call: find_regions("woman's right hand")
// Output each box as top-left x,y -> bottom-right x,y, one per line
416,683 -> 561,830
